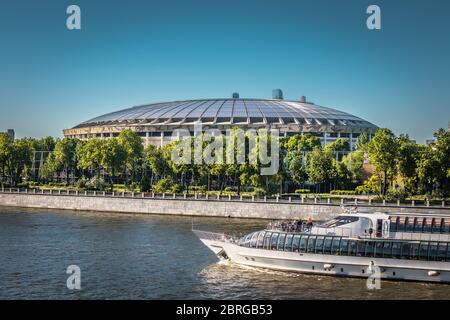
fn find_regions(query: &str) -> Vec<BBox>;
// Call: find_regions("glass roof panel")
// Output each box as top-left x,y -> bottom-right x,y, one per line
216,100 -> 234,117
184,100 -> 217,118
76,98 -> 377,129
136,102 -> 184,120
243,101 -> 263,117
232,100 -> 247,117
201,100 -> 226,117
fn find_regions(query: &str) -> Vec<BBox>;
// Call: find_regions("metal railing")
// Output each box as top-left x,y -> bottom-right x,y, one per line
192,229 -> 229,242
389,231 -> 450,242
0,187 -> 448,209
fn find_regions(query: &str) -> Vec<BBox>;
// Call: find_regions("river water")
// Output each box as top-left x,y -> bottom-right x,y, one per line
0,206 -> 448,299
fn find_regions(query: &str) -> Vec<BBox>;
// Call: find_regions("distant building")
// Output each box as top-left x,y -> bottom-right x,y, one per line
63,89 -> 378,149
272,89 -> 283,100
426,139 -> 435,145
1,129 -> 14,141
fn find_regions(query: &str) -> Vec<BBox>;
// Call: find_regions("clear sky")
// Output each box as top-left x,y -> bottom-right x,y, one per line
0,0 -> 449,143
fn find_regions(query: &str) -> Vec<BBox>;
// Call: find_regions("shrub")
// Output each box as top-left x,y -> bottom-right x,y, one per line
190,185 -> 206,192
355,175 -> 380,195
85,177 -> 108,191
18,181 -> 38,188
224,186 -> 237,193
330,190 -> 356,195
128,182 -> 140,192
75,178 -> 88,189
170,184 -> 183,194
294,189 -> 310,194
384,189 -> 407,202
140,176 -> 151,192
151,178 -> 174,193
253,187 -> 266,196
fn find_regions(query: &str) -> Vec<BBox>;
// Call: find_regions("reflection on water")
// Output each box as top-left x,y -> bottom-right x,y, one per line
0,207 -> 448,299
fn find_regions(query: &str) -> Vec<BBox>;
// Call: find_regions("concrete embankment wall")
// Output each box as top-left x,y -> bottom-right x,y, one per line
1,193 -> 449,220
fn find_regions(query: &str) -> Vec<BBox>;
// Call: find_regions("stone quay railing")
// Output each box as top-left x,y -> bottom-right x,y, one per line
0,187 -> 448,210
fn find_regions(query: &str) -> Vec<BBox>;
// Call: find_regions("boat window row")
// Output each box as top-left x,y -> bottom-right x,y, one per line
389,216 -> 450,234
239,231 -> 450,262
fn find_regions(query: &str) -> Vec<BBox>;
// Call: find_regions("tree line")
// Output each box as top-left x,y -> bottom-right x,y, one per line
0,128 -> 448,198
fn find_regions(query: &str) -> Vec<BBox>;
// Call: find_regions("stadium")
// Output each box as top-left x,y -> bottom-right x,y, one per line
63,90 -> 378,149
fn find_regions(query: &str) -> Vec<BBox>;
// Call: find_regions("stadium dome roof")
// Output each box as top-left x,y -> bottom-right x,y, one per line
73,98 -> 377,130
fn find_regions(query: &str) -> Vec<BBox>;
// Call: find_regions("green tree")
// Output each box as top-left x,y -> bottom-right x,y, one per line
355,132 -> 370,152
367,128 -> 398,195
76,139 -> 105,178
101,139 -> 126,191
285,134 -> 321,188
0,133 -> 12,187
341,150 -> 365,184
4,139 -> 34,186
396,134 -> 424,194
306,148 -> 336,193
416,129 -> 450,197
44,138 -> 79,183
118,130 -> 144,184
324,138 -> 350,153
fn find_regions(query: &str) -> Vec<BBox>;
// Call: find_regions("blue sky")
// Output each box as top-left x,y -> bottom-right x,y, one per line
0,0 -> 449,143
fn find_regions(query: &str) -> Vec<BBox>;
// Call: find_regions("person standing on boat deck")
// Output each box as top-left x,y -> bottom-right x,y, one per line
306,217 -> 313,232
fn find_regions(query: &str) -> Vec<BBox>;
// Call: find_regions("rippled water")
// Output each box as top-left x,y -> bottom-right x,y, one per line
0,206 -> 448,299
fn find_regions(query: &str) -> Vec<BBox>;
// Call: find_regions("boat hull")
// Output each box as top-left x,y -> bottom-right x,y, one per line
218,242 -> 450,284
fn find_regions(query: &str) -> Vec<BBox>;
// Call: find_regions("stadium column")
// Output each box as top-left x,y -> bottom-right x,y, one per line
349,132 -> 354,150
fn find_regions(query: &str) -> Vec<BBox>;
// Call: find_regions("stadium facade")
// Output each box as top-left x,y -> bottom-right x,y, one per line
63,91 -> 378,149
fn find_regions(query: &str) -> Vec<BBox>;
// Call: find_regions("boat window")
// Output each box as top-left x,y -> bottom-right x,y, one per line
356,241 -> 365,256
277,233 -> 287,250
391,242 -> 402,259
383,242 -> 392,258
331,238 -> 341,255
419,242 -> 429,260
432,219 -> 441,234
397,217 -> 406,232
374,241 -> 384,258
413,217 -> 424,233
249,233 -> 259,248
338,239 -> 348,256
317,216 -> 359,228
256,232 -> 266,248
306,236 -> 317,253
299,236 -> 308,253
323,237 -> 333,254
270,233 -> 279,250
401,243 -> 411,259
428,242 -> 438,261
447,244 -> 450,262
410,243 -> 420,260
284,234 -> 294,251
389,216 -> 398,232
444,219 -> 450,234
437,243 -> 447,261
315,236 -> 325,253
423,219 -> 432,233
364,241 -> 375,257
263,232 -> 272,249
438,218 -> 445,234
241,233 -> 254,247
348,240 -> 358,256
292,235 -> 301,252
405,217 -> 414,232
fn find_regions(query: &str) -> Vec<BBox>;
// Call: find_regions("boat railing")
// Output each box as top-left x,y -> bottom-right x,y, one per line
192,229 -> 230,242
389,232 -> 450,242
312,226 -> 353,238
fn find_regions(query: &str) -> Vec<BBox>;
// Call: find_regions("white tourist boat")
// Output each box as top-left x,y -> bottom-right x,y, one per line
193,212 -> 450,283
